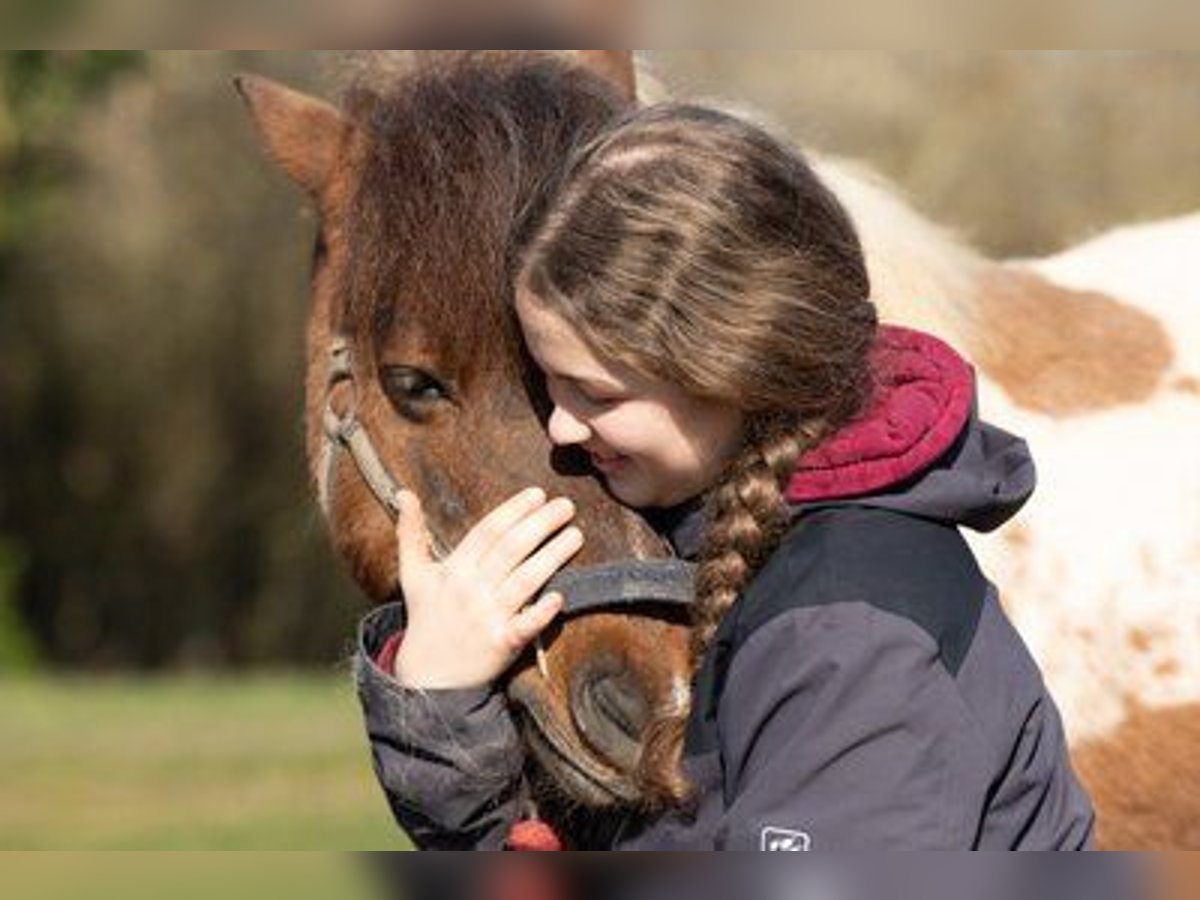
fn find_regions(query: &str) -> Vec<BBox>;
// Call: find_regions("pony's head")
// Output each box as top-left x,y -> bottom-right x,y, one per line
237,51 -> 691,810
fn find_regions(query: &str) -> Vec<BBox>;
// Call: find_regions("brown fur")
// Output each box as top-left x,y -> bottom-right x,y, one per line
1128,627 -> 1156,655
240,52 -> 694,828
1073,703 -> 1200,849
1002,523 -> 1031,549
1174,375 -> 1200,395
574,52 -> 637,101
1157,854 -> 1200,900
971,267 -> 1174,416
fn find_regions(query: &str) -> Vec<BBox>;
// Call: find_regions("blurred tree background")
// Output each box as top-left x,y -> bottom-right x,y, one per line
1,51 -> 1198,673
0,51 -> 359,672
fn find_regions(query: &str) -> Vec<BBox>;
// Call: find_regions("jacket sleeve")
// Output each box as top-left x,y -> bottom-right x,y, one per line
711,602 -> 1039,850
354,603 -> 525,850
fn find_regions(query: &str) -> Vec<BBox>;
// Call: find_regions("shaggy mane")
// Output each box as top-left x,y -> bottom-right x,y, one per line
335,51 -> 631,376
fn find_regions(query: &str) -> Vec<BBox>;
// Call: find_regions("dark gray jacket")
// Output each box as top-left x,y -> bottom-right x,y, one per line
355,328 -> 1095,850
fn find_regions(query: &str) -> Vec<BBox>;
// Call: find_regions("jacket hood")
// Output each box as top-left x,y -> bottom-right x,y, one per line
650,326 -> 1036,559
786,325 -> 1036,533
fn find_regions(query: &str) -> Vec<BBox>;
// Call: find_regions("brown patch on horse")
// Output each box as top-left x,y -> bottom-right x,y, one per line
1128,627 -> 1156,655
1174,375 -> 1200,396
972,267 -> 1174,417
1001,523 -> 1030,549
1158,854 -> 1200,900
1072,703 -> 1200,849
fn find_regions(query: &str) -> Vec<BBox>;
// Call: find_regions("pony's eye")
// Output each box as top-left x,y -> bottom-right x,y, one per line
380,366 -> 453,419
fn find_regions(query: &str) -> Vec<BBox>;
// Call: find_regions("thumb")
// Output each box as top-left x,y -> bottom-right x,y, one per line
395,490 -> 434,578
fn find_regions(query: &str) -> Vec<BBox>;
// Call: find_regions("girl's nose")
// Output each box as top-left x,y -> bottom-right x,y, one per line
547,404 -> 591,446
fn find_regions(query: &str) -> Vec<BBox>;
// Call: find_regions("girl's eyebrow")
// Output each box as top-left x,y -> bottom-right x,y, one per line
554,371 -> 627,393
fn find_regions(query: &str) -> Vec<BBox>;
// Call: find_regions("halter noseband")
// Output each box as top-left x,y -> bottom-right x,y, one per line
320,337 -> 696,618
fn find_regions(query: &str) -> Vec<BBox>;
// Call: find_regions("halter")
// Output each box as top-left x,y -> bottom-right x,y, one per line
320,337 -> 697,619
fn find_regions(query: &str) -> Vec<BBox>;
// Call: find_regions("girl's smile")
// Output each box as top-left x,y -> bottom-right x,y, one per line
590,452 -> 629,473
516,287 -> 745,510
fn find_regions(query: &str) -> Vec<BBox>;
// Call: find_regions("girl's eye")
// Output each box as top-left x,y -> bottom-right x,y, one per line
547,375 -> 623,410
581,391 -> 621,409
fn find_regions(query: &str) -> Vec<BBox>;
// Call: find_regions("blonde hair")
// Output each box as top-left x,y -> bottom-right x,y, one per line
519,104 -> 877,804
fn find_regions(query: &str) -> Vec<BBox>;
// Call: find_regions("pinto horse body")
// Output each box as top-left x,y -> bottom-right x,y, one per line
819,158 -> 1200,848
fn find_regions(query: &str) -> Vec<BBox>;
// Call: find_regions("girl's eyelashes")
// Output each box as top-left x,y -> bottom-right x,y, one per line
579,389 -> 619,408
547,374 -> 623,410
573,385 -> 627,410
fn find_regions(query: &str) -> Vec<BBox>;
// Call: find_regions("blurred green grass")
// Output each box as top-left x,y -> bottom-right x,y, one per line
0,853 -> 385,900
0,675 -> 410,850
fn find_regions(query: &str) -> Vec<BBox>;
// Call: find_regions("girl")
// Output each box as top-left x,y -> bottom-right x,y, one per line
355,104 -> 1095,850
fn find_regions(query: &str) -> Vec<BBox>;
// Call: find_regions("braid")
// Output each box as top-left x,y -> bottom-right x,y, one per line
636,415 -> 831,810
690,415 -> 821,666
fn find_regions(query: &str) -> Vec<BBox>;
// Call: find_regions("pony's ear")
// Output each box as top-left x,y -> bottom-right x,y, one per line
234,74 -> 349,199
574,51 -> 638,102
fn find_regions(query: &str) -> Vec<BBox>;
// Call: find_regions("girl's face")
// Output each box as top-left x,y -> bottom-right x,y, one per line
516,288 -> 745,510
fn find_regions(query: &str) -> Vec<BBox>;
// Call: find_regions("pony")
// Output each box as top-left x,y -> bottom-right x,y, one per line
236,51 -> 694,830
241,50 -> 1199,848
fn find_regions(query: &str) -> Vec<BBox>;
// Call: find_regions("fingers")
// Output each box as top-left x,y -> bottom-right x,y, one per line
483,496 -> 577,580
396,486 -> 580,635
395,490 -> 435,577
454,487 -> 548,561
498,525 -> 584,613
506,592 -> 565,652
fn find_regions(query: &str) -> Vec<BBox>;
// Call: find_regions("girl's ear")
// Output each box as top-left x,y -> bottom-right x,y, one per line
575,51 -> 638,103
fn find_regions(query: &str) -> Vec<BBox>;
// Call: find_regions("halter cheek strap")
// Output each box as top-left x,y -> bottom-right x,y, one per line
322,338 -> 406,520
319,337 -> 697,617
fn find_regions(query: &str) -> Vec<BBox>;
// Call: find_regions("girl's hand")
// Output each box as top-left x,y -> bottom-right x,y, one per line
390,487 -> 583,690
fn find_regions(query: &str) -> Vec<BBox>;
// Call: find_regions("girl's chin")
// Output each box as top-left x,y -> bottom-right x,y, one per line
603,471 -> 647,506
605,473 -> 672,510
611,477 -> 702,512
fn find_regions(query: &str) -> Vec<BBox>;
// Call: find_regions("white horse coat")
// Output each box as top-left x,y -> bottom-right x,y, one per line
816,156 -> 1200,846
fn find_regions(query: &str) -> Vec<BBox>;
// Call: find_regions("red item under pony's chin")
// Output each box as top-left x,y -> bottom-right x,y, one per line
505,818 -> 564,851
374,629 -> 564,852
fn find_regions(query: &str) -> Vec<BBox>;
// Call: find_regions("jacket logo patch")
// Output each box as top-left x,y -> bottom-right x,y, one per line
761,826 -> 812,851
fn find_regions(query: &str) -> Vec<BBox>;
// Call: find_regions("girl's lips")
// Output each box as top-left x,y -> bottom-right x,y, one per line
590,453 -> 629,473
